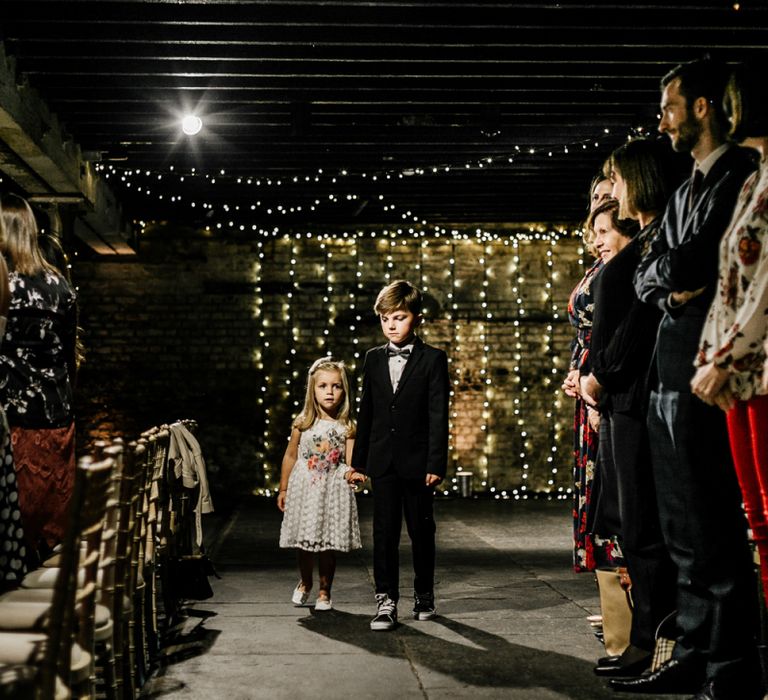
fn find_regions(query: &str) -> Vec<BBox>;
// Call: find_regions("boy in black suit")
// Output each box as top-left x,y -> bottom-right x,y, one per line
351,280 -> 449,631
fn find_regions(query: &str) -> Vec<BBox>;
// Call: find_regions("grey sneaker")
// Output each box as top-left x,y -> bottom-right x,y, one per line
370,593 -> 398,631
413,591 -> 436,621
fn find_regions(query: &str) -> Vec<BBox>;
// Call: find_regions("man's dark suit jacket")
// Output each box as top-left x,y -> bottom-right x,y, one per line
634,145 -> 757,390
351,336 -> 449,479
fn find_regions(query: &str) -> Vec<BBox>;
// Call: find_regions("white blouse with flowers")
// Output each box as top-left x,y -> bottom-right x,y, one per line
697,160 -> 768,400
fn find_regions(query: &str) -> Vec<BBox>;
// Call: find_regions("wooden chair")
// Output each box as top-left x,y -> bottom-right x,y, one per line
1,445 -> 127,700
0,456 -> 113,699
139,429 -> 169,671
116,443 -> 145,699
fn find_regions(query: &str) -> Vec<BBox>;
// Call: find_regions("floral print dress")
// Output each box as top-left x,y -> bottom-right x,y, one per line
567,259 -> 616,571
279,418 -> 362,552
0,270 -> 77,427
697,162 -> 768,398
0,269 -> 77,549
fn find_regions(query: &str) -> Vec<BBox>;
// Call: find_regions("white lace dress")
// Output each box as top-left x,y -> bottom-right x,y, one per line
279,419 -> 362,552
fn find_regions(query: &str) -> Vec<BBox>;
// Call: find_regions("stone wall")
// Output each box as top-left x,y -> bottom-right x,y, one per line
72,225 -> 587,504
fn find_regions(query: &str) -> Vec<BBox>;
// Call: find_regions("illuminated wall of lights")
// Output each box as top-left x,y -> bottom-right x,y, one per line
242,227 -> 582,501
84,122 -> 641,499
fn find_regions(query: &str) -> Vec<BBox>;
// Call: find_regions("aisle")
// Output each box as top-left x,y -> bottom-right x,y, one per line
141,497 -> 679,699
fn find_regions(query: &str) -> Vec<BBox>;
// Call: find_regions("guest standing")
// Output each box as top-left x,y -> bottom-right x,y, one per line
692,60 -> 768,615
0,248 -> 27,590
563,174 -> 614,572
613,58 -> 763,699
0,194 -> 77,557
580,140 -> 679,677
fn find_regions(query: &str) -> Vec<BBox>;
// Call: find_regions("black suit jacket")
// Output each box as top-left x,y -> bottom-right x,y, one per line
351,337 -> 449,479
634,145 -> 756,390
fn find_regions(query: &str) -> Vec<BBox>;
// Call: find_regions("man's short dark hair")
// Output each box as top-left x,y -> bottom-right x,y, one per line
661,57 -> 732,134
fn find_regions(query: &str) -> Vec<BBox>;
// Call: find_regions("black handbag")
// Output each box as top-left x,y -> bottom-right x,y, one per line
169,554 -> 219,600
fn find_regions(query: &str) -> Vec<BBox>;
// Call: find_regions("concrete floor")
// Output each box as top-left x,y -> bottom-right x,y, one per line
140,496 -> 687,700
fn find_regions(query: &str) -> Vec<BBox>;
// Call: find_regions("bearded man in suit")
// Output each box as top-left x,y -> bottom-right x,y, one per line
611,58 -> 763,700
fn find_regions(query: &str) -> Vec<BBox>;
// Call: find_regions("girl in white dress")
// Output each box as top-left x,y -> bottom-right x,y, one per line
277,358 -> 364,610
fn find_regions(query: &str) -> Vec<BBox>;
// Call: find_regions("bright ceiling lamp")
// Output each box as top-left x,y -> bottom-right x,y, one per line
181,114 -> 203,136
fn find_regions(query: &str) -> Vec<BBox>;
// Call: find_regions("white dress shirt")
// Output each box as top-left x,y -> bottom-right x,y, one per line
387,340 -> 414,391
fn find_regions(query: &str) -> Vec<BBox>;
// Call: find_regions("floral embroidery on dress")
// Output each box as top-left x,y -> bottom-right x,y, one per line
279,418 -> 361,552
302,430 -> 345,483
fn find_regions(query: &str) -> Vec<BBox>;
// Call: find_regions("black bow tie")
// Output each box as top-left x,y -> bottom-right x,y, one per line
386,346 -> 411,358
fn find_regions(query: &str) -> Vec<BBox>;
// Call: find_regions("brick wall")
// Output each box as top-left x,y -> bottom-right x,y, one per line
72,224 -> 587,503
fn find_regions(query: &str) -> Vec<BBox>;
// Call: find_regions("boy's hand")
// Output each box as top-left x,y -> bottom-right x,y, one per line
346,469 -> 366,484
425,473 -> 442,486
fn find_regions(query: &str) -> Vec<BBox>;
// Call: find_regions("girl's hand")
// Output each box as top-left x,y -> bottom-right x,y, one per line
277,490 -> 287,512
345,469 -> 366,484
562,369 -> 580,398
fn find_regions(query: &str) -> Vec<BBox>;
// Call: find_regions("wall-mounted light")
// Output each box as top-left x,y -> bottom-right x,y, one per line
181,115 -> 203,136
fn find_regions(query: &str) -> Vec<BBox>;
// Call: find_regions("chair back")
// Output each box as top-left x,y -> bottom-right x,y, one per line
72,456 -> 114,689
39,455 -> 113,699
97,443 -> 125,614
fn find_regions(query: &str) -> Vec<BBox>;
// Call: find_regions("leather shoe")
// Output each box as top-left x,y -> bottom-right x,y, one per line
691,678 -> 766,700
594,644 -> 652,677
596,653 -> 620,667
608,659 -> 703,694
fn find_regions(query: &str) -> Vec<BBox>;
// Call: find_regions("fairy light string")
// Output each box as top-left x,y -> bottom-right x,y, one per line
150,225 -> 579,498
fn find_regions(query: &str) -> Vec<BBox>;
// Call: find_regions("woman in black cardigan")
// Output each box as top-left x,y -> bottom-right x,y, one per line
580,138 -> 680,678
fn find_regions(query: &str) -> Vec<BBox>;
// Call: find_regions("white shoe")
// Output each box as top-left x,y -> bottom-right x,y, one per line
292,584 -> 310,606
314,597 -> 333,611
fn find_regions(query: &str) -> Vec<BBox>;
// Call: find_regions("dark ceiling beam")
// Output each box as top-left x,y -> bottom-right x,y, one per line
0,43 -> 133,253
0,1 -> 757,226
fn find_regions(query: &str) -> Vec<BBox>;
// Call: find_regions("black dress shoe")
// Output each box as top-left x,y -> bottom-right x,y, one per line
596,653 -> 620,667
594,644 -> 652,677
691,678 -> 767,700
608,659 -> 703,694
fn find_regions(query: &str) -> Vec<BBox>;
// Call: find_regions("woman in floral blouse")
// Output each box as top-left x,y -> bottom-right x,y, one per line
0,193 -> 77,559
691,60 -> 768,606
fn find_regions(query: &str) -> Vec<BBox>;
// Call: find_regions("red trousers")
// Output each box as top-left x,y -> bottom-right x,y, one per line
727,394 -> 768,608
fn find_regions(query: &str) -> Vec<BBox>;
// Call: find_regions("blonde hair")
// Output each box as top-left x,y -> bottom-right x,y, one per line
374,279 -> 422,316
582,173 -> 611,258
0,193 -> 57,276
293,357 -> 356,436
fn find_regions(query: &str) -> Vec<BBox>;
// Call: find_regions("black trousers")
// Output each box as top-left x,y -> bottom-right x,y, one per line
647,387 -> 760,684
598,410 -> 677,651
372,470 -> 436,602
